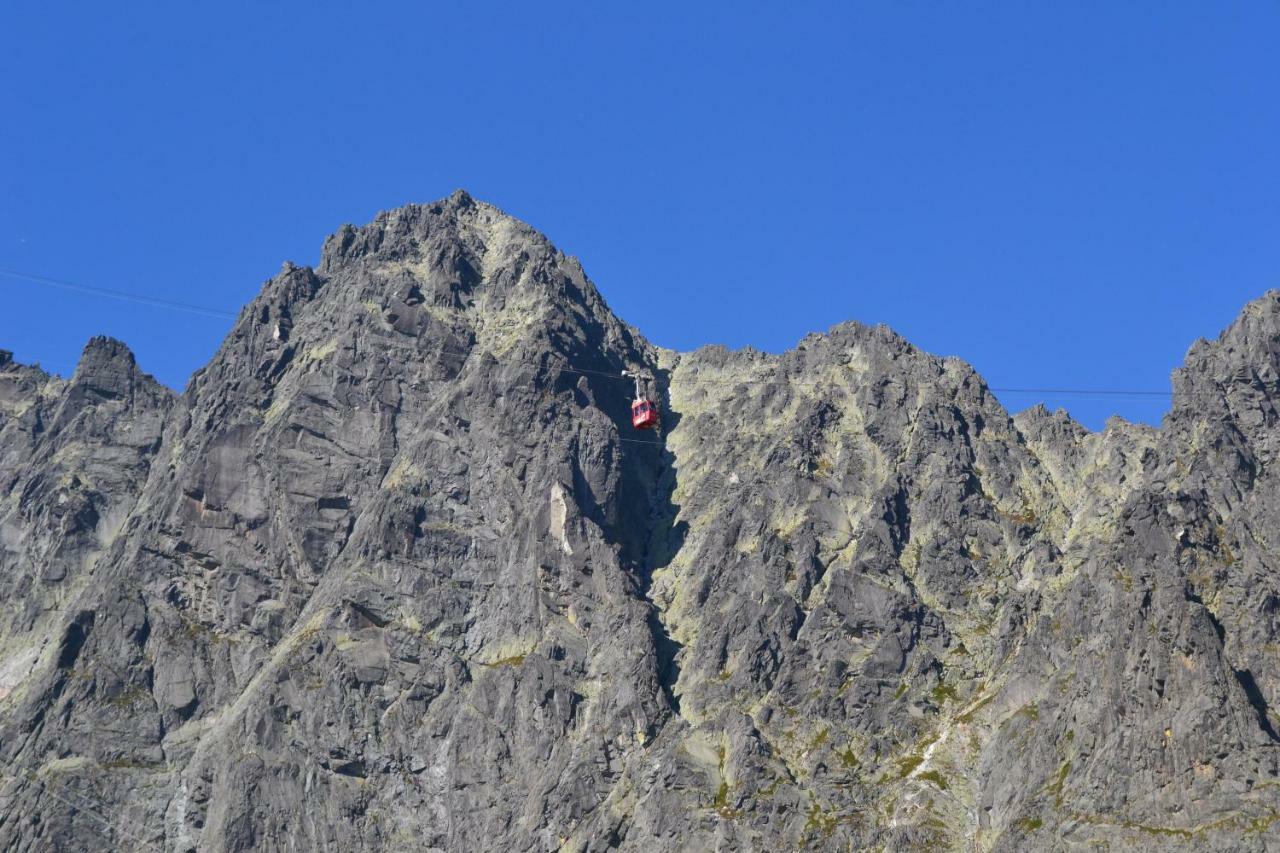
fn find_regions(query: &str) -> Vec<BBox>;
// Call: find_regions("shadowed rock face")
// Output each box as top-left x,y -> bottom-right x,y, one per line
0,193 -> 1277,851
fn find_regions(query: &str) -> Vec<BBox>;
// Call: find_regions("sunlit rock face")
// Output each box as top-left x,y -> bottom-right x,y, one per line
1,193 -> 1277,852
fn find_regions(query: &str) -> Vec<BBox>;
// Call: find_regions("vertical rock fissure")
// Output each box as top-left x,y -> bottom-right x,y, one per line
1234,668 -> 1280,742
642,449 -> 685,717
630,373 -> 686,717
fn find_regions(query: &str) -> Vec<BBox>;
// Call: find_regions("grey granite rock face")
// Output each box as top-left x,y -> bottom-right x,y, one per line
1,192 -> 1278,851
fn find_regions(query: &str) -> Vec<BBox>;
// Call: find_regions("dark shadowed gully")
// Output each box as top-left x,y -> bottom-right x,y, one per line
2,192 -> 1279,851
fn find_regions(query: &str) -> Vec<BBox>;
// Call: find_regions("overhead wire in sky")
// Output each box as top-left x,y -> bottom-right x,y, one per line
989,388 -> 1171,397
0,267 -> 237,320
0,265 -> 1187,400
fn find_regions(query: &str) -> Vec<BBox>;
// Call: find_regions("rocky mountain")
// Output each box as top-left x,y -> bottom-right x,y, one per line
1,191 -> 1278,851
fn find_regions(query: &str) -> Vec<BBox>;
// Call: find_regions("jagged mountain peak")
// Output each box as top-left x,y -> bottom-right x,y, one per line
318,191 -> 564,285
186,195 -> 653,443
70,335 -> 148,387
1167,289 -> 1280,468
1175,289 -> 1280,399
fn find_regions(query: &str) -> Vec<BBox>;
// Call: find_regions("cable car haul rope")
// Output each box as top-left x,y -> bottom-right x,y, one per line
1,265 -> 1210,449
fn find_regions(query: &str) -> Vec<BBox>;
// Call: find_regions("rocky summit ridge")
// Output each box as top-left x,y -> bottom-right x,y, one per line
1,191 -> 1279,851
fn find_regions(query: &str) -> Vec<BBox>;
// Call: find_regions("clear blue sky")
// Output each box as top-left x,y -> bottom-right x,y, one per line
2,3 -> 1277,429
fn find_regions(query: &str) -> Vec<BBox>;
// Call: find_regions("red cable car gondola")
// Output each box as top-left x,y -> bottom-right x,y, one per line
624,369 -> 660,431
631,398 -> 659,430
